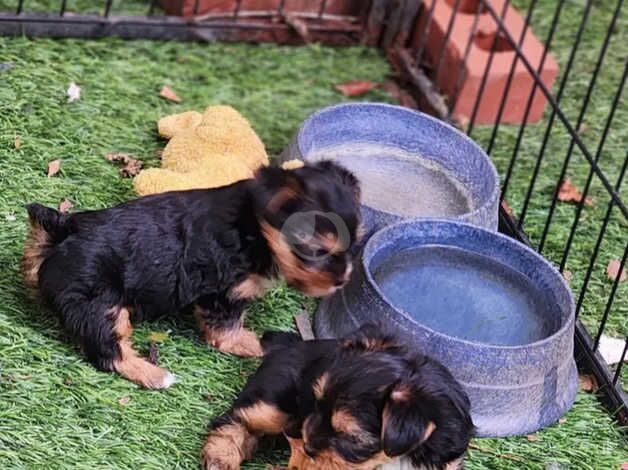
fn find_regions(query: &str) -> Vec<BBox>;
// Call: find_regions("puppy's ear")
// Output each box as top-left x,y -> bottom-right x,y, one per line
312,160 -> 361,203
381,383 -> 436,457
255,166 -> 304,217
342,322 -> 403,353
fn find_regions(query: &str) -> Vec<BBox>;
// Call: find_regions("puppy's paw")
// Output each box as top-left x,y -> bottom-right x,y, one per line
115,357 -> 177,390
201,457 -> 238,470
208,328 -> 263,358
201,422 -> 255,470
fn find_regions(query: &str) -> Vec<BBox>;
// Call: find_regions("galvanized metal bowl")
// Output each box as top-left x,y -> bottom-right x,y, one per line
315,219 -> 578,437
281,103 -> 500,239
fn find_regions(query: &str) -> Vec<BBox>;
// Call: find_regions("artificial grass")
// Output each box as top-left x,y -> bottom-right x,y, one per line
0,8 -> 626,470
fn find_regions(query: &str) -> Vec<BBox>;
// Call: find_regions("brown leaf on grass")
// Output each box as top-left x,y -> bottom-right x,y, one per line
47,159 -> 61,177
501,200 -> 514,216
525,434 -> 539,442
205,393 -> 213,402
105,153 -> 143,178
14,137 -> 21,150
118,396 -> 131,406
557,178 -> 593,206
159,85 -> 181,103
579,374 -> 599,393
558,418 -> 567,424
379,80 -> 417,108
562,270 -> 573,283
283,12 -> 310,43
148,342 -> 160,366
620,462 -> 628,470
335,80 -> 377,97
58,199 -> 73,214
606,259 -> 627,282
148,331 -> 169,343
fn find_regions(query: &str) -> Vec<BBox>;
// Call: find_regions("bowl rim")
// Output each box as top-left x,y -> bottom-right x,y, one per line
361,218 -> 576,352
295,102 -> 501,222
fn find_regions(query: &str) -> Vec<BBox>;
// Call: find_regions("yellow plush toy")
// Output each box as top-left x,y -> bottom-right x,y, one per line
133,105 -> 271,196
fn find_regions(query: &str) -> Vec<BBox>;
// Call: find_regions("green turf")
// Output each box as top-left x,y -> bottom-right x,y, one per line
0,2 -> 626,468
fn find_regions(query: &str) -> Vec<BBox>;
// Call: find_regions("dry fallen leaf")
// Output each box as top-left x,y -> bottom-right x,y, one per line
47,159 -> 61,177
148,331 -> 169,343
67,81 -> 81,102
14,137 -> 21,150
205,393 -> 213,402
558,418 -> 567,424
159,85 -> 181,103
148,342 -> 160,366
105,152 -> 143,178
5,214 -> 16,222
335,80 -> 377,97
621,463 -> 628,470
579,374 -> 599,393
501,200 -> 514,216
557,178 -> 593,206
58,199 -> 74,214
526,434 -> 539,442
562,270 -> 573,283
606,259 -> 627,283
118,396 -> 131,406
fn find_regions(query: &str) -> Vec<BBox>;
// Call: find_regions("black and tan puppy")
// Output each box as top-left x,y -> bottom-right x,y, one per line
21,161 -> 361,389
202,324 -> 474,470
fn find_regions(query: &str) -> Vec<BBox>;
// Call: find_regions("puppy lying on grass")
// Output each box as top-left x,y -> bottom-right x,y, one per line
202,324 -> 474,470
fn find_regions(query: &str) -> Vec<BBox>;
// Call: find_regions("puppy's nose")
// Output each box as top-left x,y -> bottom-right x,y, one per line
303,444 -> 317,458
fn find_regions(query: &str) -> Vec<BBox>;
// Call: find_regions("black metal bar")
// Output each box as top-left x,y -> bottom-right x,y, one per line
104,0 -> 113,18
318,0 -> 329,19
537,0 -> 624,253
433,0 -> 462,79
593,243 -> 628,351
479,0 -> 628,221
466,0 -> 511,136
16,0 -> 24,14
559,60 -> 627,272
59,0 -> 67,17
575,149 -> 628,317
516,0 -> 593,224
612,340 -> 627,386
233,0 -> 242,20
415,0 -> 437,66
447,0 -> 483,119
194,0 -> 201,16
278,0 -> 287,16
148,0 -> 159,16
485,0 -> 540,155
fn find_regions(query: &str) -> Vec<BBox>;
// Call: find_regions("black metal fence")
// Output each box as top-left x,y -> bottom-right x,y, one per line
1,0 -> 626,424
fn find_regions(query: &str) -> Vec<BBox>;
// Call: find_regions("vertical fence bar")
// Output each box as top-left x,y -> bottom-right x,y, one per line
415,0 -> 437,66
148,0 -> 159,16
433,0 -> 462,78
466,0 -> 511,136
559,61 -> 627,271
447,0 -> 483,120
612,340 -> 627,385
278,0 -> 286,16
16,0 -> 24,14
575,150 -> 628,317
593,242 -> 628,351
59,0 -> 67,16
517,0 -> 594,225
233,0 -> 242,19
538,0 -> 625,253
193,0 -> 201,16
318,0 -> 328,19
485,0 -> 540,155
104,0 -> 113,17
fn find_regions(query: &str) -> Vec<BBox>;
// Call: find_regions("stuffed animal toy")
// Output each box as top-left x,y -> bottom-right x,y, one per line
134,105 -> 272,196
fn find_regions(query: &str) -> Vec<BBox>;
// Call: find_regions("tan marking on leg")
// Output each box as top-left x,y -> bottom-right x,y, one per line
235,401 -> 289,434
229,275 -> 272,301
112,307 -> 175,389
194,308 -> 262,358
312,372 -> 329,400
201,422 -> 257,470
21,222 -> 50,290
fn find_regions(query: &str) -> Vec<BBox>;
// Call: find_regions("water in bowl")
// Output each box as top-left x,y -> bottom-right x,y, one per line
309,143 -> 472,218
372,245 -> 558,346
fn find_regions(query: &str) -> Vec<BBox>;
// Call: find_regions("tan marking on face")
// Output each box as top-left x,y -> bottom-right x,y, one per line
235,401 -> 289,434
343,337 -> 398,353
331,409 -> 362,435
201,422 -> 257,470
287,437 -> 391,470
266,185 -> 299,214
260,221 -> 336,297
229,274 -> 272,301
313,372 -> 329,400
111,307 -> 174,389
318,232 -> 343,254
21,221 -> 50,290
194,307 -> 263,358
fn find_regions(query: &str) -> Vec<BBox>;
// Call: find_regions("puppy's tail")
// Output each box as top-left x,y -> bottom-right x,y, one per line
261,330 -> 302,354
22,203 -> 69,289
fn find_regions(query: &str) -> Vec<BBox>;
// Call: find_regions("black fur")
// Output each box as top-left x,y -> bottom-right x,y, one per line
209,324 -> 475,469
24,161 -> 361,375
